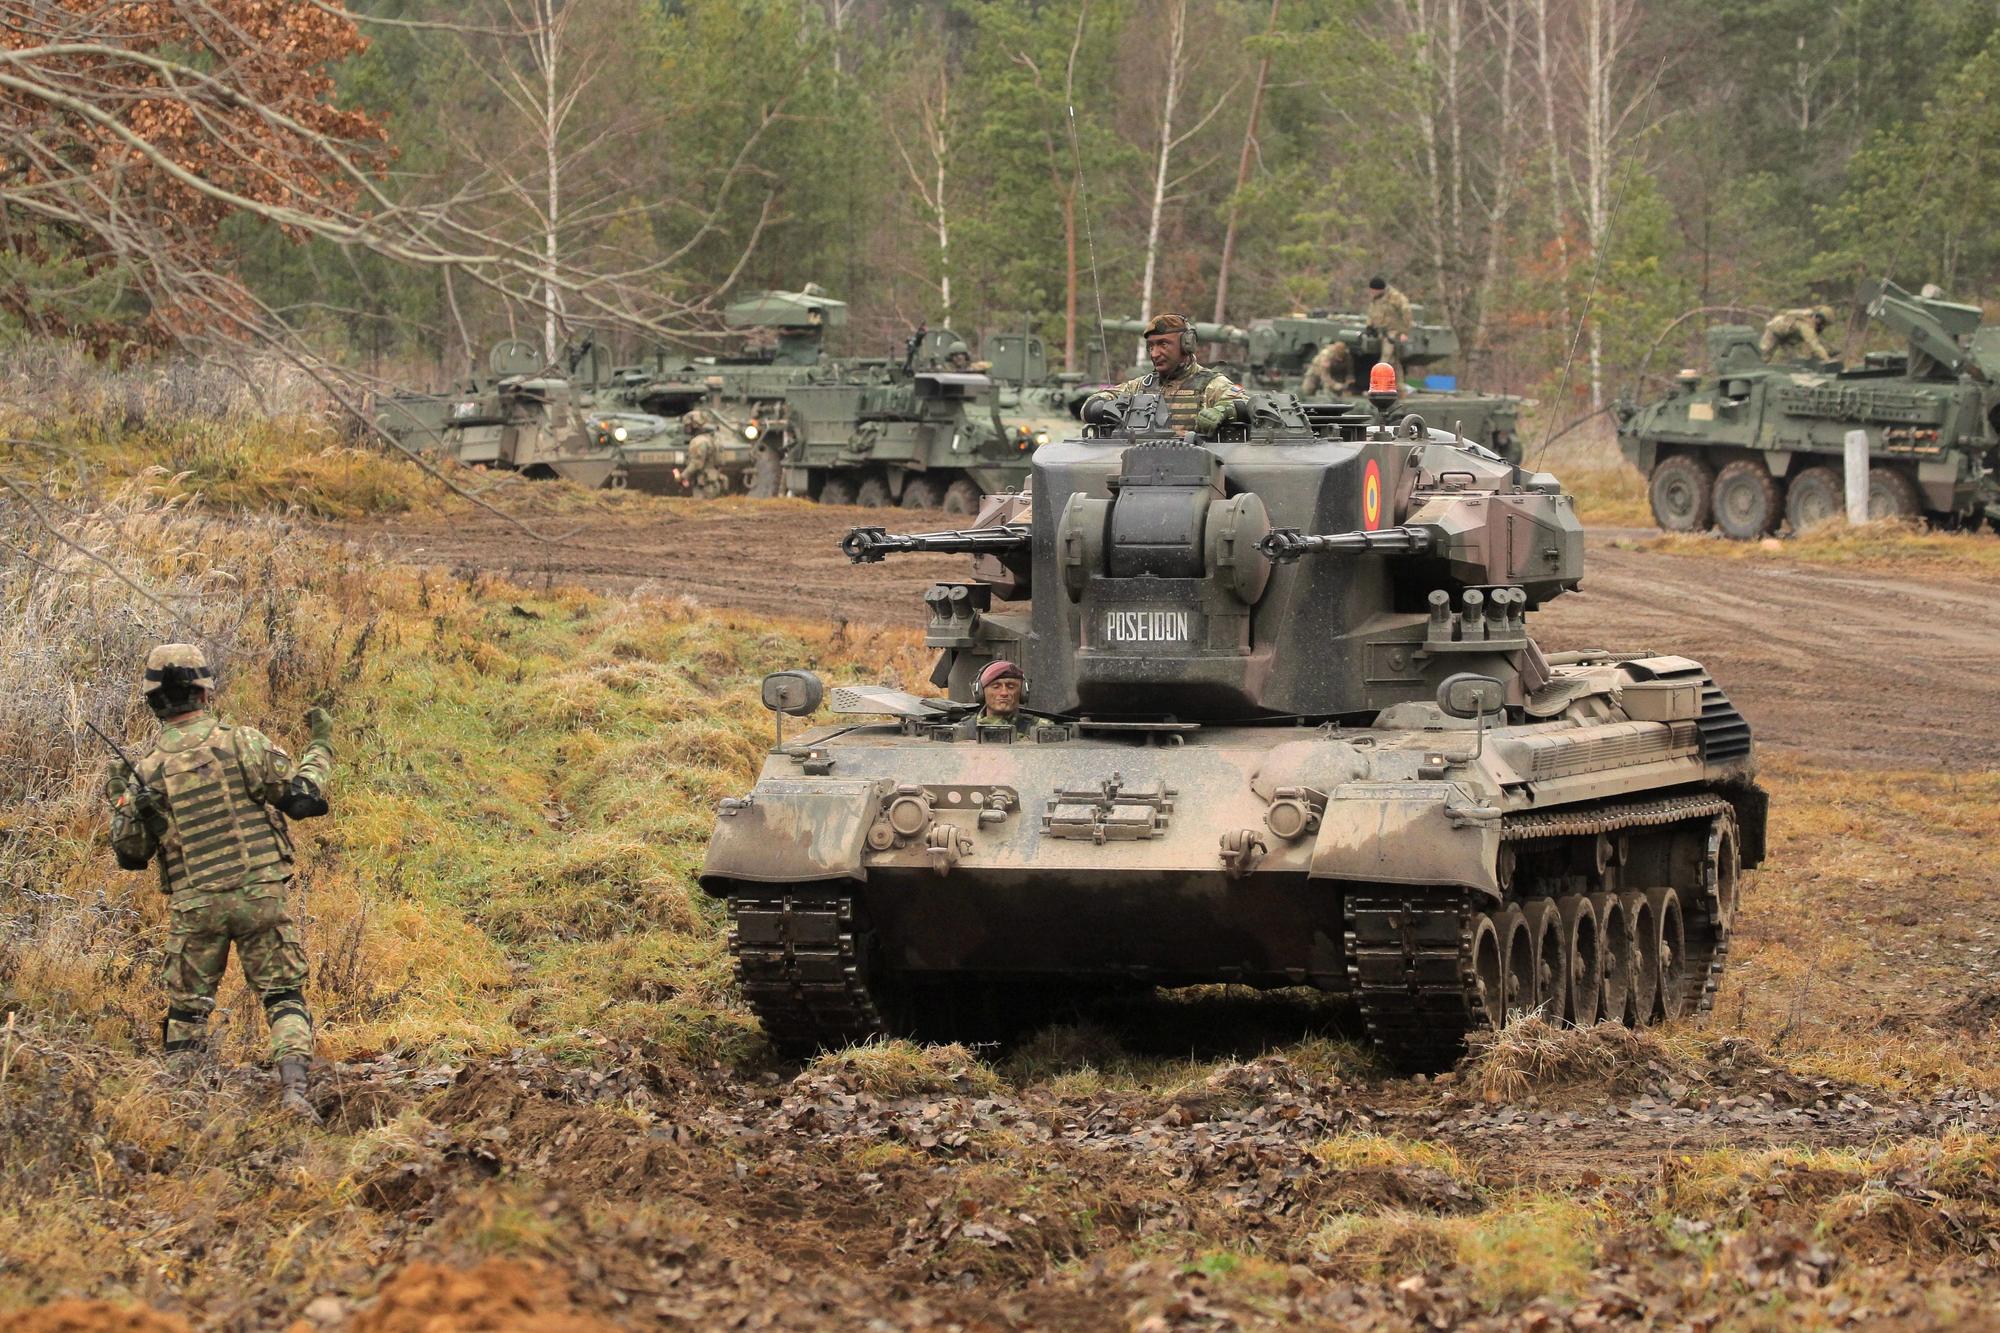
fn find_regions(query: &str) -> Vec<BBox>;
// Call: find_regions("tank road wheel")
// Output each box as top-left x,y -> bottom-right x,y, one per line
1559,895 -> 1603,1026
1499,904 -> 1536,1024
1712,459 -> 1784,540
1785,465 -> 1845,533
1648,453 -> 1715,533
1525,899 -> 1567,1021
1867,467 -> 1921,522
900,476 -> 943,509
1647,887 -> 1689,1021
1592,893 -> 1631,1028
1469,911 -> 1507,1031
855,475 -> 892,508
818,474 -> 857,506
942,478 -> 983,516
1622,892 -> 1658,1026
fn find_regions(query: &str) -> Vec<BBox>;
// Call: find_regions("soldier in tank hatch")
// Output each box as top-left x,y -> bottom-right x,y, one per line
1082,313 -> 1248,433
1760,305 -> 1834,363
106,644 -> 334,1124
973,660 -> 1058,736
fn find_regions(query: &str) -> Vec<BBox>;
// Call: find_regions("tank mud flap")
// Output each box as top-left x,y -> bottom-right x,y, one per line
1311,783 -> 1501,898
701,779 -> 882,889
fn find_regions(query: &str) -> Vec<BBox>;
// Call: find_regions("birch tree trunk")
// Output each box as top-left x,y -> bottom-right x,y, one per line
1533,0 -> 1570,348
1214,0 -> 1280,333
537,0 -> 562,363
1138,0 -> 1188,344
889,62 -> 954,326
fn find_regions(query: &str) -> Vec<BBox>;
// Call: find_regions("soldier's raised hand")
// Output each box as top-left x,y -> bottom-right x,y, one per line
305,706 -> 334,743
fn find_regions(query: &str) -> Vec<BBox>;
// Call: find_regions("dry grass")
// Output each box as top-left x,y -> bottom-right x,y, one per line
1641,517 -> 2000,574
1460,1017 -> 1702,1105
806,1040 -> 1004,1098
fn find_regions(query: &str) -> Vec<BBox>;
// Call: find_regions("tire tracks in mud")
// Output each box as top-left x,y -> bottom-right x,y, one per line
337,503 -> 2000,771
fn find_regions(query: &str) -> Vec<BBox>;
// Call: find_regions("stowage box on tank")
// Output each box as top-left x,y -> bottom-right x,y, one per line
701,391 -> 1768,1070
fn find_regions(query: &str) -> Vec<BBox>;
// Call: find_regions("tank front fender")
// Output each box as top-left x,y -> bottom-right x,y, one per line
1308,781 -> 1501,899
700,777 -> 884,892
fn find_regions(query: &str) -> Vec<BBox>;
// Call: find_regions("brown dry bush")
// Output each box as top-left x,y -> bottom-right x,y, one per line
1461,1017 -> 1701,1104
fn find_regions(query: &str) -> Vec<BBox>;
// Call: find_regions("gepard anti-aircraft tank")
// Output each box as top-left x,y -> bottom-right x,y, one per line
700,386 -> 1768,1069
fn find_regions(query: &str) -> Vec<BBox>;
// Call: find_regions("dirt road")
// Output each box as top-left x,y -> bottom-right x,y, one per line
340,499 -> 2000,770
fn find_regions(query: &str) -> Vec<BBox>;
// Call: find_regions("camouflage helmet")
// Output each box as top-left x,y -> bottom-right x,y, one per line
1812,304 -> 1835,325
142,642 -> 213,702
1141,313 -> 1197,355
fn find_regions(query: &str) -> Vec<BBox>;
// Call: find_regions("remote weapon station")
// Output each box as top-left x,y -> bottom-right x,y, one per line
702,385 -> 1766,1069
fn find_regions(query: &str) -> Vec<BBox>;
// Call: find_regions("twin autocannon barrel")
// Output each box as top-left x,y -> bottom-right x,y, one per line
840,522 -> 1436,565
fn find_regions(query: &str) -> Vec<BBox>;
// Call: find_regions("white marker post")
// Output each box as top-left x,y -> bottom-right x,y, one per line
1844,429 -> 1870,524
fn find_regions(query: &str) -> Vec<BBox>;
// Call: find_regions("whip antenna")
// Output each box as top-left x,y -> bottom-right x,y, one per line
1066,104 -> 1109,376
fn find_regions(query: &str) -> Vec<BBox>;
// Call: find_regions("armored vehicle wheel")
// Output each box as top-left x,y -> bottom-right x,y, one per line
1592,893 -> 1631,1027
900,476 -> 943,509
1559,895 -> 1603,1025
942,478 -> 982,515
1498,904 -> 1535,1024
1526,899 -> 1566,1020
1623,892 -> 1658,1025
1867,467 -> 1921,521
818,475 -> 857,506
1712,460 -> 1783,539
1648,454 -> 1714,532
856,476 -> 891,508
1647,887 -> 1688,1020
1784,465 -> 1844,532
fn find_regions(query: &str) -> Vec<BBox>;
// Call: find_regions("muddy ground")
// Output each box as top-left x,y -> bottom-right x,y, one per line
341,496 -> 2000,771
12,497 -> 1994,1331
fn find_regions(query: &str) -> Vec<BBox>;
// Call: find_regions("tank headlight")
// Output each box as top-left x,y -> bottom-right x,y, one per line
1035,430 -> 1050,446
743,424 -> 760,440
613,425 -> 628,442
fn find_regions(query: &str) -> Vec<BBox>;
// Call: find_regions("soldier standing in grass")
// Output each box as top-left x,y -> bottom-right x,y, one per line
1760,305 -> 1835,363
106,643 -> 334,1124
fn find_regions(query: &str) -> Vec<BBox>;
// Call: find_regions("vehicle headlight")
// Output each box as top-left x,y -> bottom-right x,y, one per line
613,426 -> 629,442
1035,430 -> 1050,446
743,424 -> 760,440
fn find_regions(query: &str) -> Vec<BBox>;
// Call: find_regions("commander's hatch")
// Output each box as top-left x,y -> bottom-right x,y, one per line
829,685 -> 960,718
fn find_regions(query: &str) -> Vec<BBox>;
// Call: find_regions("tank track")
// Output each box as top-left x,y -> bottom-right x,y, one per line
728,893 -> 885,1051
1347,792 -> 1739,1071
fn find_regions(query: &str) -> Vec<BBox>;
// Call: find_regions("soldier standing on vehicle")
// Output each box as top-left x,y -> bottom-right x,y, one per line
682,407 -> 727,499
1760,305 -> 1835,363
106,644 -> 334,1124
1299,341 -> 1352,397
1365,276 -> 1414,370
1081,313 -> 1249,433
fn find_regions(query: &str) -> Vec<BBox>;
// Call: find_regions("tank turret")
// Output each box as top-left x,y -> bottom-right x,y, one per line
704,402 -> 1766,1070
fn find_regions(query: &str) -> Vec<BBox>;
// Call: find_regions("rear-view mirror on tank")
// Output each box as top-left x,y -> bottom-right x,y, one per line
760,671 -> 825,716
1437,672 -> 1505,719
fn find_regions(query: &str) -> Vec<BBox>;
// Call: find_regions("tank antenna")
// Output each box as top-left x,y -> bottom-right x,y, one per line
1067,104 -> 1110,376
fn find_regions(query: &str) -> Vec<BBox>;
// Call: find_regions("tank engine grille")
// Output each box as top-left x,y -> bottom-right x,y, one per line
1696,681 -> 1752,762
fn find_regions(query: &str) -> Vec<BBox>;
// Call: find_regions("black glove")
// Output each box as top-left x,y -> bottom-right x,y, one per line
1080,395 -> 1123,426
277,776 -> 329,820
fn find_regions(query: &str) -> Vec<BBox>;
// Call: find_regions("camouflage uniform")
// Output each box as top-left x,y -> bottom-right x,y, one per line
683,409 -> 726,499
1760,307 -> 1833,362
1299,342 -> 1351,397
1086,314 -> 1249,434
1366,284 -> 1415,339
108,674 -> 333,1065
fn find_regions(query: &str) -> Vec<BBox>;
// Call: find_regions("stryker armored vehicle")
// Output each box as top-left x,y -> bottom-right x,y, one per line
700,390 -> 1766,1069
1616,280 -> 2000,537
1105,312 -> 1524,462
372,340 -> 677,489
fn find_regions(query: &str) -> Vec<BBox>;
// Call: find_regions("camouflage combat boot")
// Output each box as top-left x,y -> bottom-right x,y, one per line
278,1058 -> 322,1126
